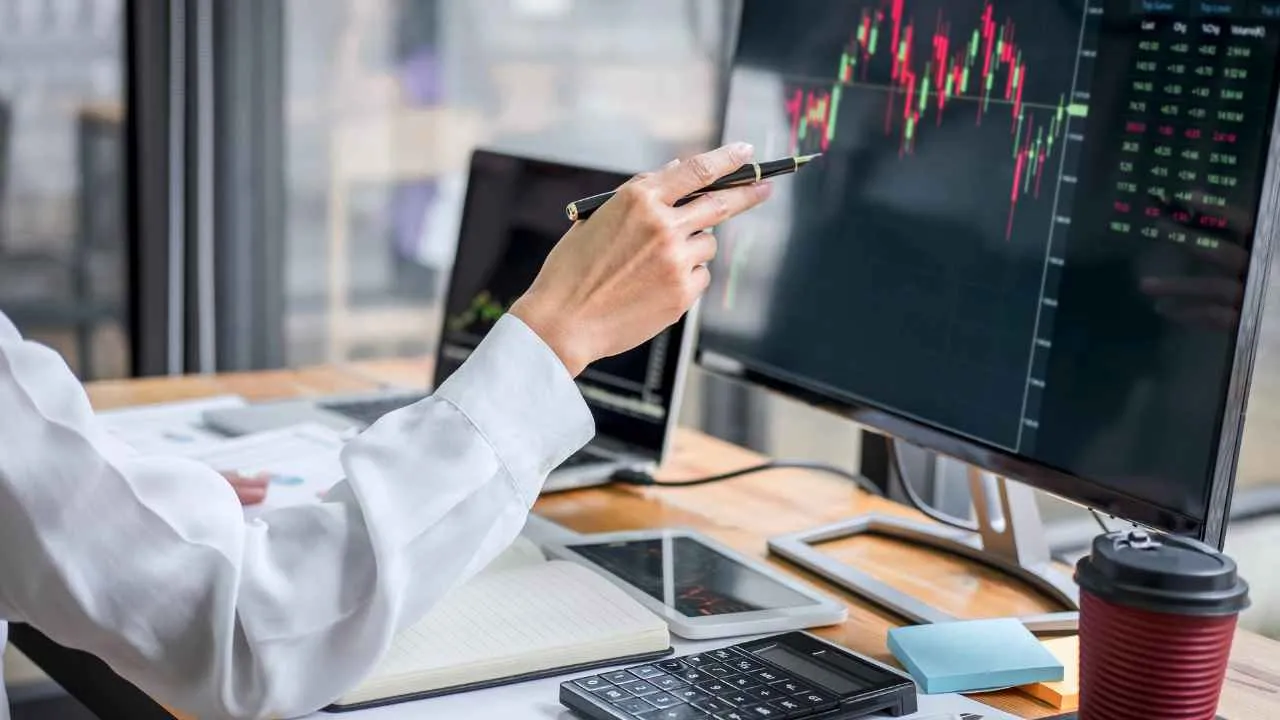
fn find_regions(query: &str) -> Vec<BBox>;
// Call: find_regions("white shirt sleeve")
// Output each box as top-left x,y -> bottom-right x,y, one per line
0,312 -> 595,719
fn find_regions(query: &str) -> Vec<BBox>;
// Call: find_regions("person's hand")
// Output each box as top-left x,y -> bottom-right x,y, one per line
510,142 -> 773,375
221,471 -> 269,506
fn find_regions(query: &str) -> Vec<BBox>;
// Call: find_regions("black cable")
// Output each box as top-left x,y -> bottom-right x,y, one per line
890,440 -> 980,533
1089,507 -> 1113,534
611,460 -> 884,497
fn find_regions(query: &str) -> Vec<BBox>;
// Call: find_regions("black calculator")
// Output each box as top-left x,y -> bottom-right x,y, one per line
559,632 -> 917,720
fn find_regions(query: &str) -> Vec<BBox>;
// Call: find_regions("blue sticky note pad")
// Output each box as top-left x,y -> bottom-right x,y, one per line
887,618 -> 1063,694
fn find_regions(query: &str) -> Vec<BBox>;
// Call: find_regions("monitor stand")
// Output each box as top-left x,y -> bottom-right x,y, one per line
768,464 -> 1081,633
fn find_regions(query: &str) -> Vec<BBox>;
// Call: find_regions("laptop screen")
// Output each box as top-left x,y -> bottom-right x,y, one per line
434,150 -> 689,458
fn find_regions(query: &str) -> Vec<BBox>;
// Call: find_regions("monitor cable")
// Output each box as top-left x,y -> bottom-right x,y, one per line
890,441 -> 981,533
889,442 -> 1132,537
1089,507 -> 1115,534
610,460 -> 884,497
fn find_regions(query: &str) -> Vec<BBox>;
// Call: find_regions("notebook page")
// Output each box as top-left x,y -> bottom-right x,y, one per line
476,536 -> 546,576
354,561 -> 666,695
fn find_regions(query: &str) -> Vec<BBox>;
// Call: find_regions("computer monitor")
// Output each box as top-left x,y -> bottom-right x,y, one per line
435,149 -> 695,467
698,1 -> 1280,627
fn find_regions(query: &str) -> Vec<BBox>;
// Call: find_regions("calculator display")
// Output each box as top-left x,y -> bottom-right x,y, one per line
751,644 -> 869,695
568,537 -> 819,616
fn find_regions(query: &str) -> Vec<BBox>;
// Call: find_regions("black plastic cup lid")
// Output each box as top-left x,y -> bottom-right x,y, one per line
1074,530 -> 1250,617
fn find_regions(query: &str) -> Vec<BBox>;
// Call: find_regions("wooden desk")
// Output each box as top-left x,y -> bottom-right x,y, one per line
21,360 -> 1279,719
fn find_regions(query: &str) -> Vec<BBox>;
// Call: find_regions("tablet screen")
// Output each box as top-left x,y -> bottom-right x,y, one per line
568,536 -> 819,616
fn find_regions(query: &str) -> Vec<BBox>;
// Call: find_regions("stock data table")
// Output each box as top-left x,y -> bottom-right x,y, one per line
704,0 -> 1280,523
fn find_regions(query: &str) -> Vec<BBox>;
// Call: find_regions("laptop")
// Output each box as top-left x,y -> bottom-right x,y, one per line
204,149 -> 696,493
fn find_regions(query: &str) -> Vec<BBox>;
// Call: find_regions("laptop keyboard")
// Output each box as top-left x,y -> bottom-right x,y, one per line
320,395 -> 427,426
560,449 -> 610,469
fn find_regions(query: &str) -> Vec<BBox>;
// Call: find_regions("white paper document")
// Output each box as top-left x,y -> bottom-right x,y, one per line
180,423 -> 347,516
98,395 -> 246,455
875,692 -> 1021,720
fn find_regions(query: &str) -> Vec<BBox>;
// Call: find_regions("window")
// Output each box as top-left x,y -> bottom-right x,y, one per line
0,0 -> 127,379
278,0 -> 733,364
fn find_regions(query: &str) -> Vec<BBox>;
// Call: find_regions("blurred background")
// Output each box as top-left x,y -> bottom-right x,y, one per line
2,0 -> 1279,711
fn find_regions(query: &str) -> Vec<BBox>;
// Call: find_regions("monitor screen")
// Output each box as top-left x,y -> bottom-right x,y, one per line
700,1 -> 1280,533
436,150 -> 688,456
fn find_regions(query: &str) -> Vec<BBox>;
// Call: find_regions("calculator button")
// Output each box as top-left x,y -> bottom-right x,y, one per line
630,665 -> 668,680
612,697 -> 655,715
770,680 -> 813,696
714,713 -> 749,720
674,688 -> 712,704
653,675 -> 690,692
684,655 -> 713,667
594,686 -> 630,703
692,698 -> 734,714
743,686 -> 783,702
719,692 -> 752,707
620,680 -> 660,697
726,675 -> 759,690
574,676 -> 610,691
773,697 -> 807,715
740,702 -> 788,718
696,679 -> 732,695
678,669 -> 710,684
747,668 -> 788,684
658,660 -> 687,673
651,707 -> 710,720
645,692 -> 685,710
701,664 -> 735,679
794,691 -> 837,710
707,649 -> 738,662
605,671 -> 637,684
728,658 -> 761,673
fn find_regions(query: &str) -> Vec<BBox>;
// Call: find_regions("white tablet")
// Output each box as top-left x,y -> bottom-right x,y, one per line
543,528 -> 848,639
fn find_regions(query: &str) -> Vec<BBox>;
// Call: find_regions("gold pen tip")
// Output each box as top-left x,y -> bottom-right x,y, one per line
795,153 -> 822,165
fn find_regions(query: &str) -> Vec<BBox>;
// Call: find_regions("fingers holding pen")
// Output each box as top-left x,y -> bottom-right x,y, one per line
676,182 -> 775,233
652,143 -> 756,203
575,142 -> 791,224
516,142 -> 778,374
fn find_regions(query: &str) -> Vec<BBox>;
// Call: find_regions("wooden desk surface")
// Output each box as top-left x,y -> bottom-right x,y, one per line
82,360 -> 1280,719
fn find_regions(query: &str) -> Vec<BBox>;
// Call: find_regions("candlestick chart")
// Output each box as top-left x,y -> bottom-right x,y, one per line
784,0 -> 1087,240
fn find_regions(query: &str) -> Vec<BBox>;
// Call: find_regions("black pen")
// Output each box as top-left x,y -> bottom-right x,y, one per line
565,154 -> 821,222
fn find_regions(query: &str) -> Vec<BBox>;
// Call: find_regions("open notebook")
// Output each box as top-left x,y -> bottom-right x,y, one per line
326,537 -> 672,711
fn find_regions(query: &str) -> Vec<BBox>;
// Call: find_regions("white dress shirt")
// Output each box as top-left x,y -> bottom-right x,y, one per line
0,310 -> 595,720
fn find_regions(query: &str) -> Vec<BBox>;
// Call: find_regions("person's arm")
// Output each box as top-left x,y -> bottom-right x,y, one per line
0,312 -> 592,719
0,143 -> 770,720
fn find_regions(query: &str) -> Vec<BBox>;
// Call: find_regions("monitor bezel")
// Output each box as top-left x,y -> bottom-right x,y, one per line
699,6 -> 1280,549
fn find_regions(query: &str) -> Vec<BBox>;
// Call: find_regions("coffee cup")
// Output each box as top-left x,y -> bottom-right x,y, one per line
1073,529 -> 1249,720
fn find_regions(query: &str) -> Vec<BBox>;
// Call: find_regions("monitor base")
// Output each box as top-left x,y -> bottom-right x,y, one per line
768,465 -> 1081,633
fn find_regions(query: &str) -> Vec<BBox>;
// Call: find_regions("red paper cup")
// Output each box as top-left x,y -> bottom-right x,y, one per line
1075,530 -> 1249,720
